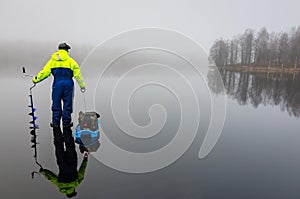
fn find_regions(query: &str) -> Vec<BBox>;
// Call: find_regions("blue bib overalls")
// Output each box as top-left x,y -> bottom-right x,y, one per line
52,68 -> 74,127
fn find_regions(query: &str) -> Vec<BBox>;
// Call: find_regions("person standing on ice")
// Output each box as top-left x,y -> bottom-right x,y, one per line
32,42 -> 86,128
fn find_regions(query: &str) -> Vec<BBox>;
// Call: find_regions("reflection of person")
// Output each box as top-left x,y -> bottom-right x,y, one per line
39,127 -> 88,198
32,43 -> 86,127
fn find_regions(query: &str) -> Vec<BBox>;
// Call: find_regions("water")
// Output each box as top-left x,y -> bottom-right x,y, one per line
1,67 -> 300,199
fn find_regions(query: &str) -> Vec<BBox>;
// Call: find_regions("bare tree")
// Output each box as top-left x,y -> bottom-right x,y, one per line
209,38 -> 229,67
278,32 -> 290,67
240,29 -> 254,65
254,27 -> 269,66
289,26 -> 300,69
228,36 -> 239,66
268,32 -> 280,67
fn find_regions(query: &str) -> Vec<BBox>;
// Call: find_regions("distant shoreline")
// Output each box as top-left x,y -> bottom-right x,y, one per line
215,65 -> 300,74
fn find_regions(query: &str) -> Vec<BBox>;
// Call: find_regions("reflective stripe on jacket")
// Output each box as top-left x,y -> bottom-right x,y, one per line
32,49 -> 85,89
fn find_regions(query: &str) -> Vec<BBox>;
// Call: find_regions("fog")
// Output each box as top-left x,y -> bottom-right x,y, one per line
1,1 -> 300,198
1,0 -> 300,52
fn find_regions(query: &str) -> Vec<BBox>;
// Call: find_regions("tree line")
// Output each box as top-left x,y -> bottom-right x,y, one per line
209,26 -> 300,69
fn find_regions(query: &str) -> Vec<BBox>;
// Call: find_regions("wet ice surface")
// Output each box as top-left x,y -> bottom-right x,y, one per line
1,70 -> 300,199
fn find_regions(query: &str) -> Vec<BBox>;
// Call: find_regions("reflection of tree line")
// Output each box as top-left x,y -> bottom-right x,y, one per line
208,68 -> 300,117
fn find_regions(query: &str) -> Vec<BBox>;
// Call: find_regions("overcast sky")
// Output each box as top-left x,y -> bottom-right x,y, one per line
1,0 -> 299,51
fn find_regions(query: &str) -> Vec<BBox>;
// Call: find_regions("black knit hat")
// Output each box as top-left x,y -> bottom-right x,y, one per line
58,42 -> 71,50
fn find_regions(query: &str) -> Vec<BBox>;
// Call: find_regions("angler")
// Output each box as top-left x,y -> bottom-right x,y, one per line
32,42 -> 86,128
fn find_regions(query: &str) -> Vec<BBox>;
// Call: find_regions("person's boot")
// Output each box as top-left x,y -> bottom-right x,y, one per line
52,126 -> 63,147
63,126 -> 75,150
50,123 -> 60,128
62,122 -> 73,128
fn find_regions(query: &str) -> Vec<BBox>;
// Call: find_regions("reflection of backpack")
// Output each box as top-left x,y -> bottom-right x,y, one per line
78,111 -> 100,132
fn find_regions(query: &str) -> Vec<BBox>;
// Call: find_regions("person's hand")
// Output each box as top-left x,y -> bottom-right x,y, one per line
84,151 -> 89,158
81,87 -> 86,93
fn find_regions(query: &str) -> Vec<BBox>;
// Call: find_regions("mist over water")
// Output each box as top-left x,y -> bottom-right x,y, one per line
0,44 -> 300,198
0,41 -> 93,75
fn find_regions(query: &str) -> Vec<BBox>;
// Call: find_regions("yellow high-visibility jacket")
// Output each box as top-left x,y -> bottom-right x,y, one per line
39,157 -> 88,196
32,49 -> 85,89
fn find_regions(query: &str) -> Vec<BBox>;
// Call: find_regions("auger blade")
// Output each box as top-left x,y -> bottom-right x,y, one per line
29,117 -> 38,123
30,130 -> 36,135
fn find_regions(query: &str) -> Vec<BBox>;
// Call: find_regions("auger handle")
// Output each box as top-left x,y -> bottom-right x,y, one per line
22,66 -> 34,78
